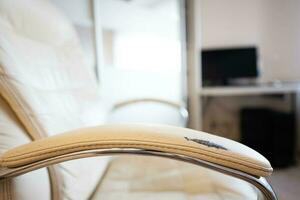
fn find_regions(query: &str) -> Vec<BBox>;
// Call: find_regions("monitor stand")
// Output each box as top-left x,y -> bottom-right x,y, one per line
227,78 -> 258,86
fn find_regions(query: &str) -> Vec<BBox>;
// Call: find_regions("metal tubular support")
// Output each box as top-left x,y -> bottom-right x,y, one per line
0,148 -> 277,200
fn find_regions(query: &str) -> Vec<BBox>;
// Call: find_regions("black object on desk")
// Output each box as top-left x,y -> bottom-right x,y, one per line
240,108 -> 296,168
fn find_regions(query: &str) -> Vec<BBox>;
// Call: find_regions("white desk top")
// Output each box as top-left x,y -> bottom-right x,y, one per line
198,83 -> 300,96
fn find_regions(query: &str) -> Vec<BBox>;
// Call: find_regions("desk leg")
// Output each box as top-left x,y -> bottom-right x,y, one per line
295,92 -> 300,156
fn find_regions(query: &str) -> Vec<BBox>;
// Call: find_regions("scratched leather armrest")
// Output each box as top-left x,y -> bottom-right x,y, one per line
0,124 -> 272,177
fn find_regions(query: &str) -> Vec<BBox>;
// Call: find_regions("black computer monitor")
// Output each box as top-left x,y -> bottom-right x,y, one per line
201,47 -> 258,86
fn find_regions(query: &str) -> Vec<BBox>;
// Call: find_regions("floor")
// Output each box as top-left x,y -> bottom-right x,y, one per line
268,163 -> 300,200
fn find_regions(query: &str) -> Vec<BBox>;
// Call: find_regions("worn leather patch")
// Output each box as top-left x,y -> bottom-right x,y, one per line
184,137 -> 227,150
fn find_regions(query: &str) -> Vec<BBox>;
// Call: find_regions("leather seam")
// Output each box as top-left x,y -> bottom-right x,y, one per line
2,137 -> 269,168
0,75 -> 62,200
0,75 -> 45,139
2,138 -> 271,170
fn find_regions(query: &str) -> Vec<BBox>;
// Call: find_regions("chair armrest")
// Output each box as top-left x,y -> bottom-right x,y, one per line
0,124 -> 272,178
112,98 -> 189,123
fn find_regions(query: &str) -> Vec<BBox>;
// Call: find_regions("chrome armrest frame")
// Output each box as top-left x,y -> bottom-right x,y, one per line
0,148 -> 277,200
111,98 -> 189,125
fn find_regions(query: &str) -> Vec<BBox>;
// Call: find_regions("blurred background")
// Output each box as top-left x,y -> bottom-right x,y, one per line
50,0 -> 300,199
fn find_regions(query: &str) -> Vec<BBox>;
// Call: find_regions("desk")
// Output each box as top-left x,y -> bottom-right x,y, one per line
197,82 -> 300,152
199,83 -> 300,96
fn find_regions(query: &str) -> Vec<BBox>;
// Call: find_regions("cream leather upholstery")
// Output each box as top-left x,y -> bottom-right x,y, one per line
0,0 -> 110,199
0,0 -> 276,200
0,95 -> 51,200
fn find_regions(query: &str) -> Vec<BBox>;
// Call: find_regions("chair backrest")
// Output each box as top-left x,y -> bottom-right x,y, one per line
0,0 -> 110,199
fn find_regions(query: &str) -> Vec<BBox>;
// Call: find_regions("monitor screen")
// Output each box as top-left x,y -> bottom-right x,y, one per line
202,47 -> 258,86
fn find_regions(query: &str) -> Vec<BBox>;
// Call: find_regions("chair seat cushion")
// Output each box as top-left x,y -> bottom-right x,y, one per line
91,156 -> 258,200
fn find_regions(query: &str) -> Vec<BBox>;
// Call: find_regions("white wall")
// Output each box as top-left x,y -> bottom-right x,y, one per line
200,0 -> 300,82
260,0 -> 300,82
201,0 -> 264,48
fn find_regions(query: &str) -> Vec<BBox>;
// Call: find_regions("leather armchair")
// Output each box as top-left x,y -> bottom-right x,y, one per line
1,125 -> 276,199
0,0 -> 277,199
